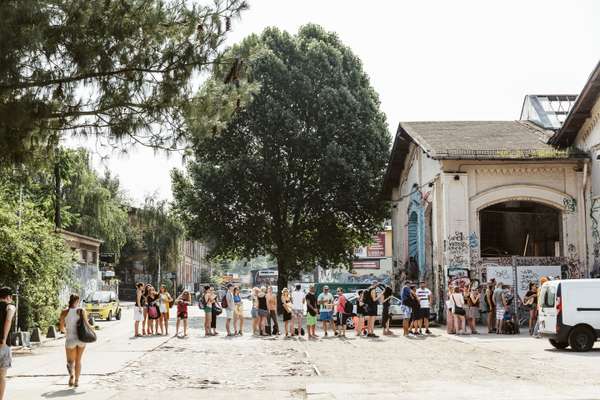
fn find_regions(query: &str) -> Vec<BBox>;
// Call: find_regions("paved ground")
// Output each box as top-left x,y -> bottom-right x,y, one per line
6,307 -> 600,399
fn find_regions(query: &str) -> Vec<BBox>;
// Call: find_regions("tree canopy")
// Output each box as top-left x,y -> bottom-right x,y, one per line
172,25 -> 391,289
0,0 -> 249,164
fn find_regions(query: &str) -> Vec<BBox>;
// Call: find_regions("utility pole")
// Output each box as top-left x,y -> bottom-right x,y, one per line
53,150 -> 61,230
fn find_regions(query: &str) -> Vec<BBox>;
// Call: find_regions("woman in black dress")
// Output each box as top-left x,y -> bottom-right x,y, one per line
281,288 -> 293,337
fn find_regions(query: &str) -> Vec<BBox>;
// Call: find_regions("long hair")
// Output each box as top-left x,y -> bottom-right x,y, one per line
68,294 -> 80,308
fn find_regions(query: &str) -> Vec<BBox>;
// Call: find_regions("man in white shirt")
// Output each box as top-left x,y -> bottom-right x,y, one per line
415,281 -> 432,334
291,284 -> 305,336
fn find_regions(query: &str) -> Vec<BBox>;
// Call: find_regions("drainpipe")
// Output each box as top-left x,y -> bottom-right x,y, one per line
582,161 -> 590,277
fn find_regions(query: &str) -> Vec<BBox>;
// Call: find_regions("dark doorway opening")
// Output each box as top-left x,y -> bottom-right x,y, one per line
479,201 -> 561,257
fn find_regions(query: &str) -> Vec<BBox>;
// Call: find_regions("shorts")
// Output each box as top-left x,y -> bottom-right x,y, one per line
367,305 -> 378,317
204,307 -> 212,314
0,346 -> 12,369
420,307 -> 430,320
496,308 -> 505,321
159,304 -> 167,314
401,305 -> 412,319
251,308 -> 258,318
319,310 -> 332,321
226,309 -> 234,319
337,312 -> 349,325
134,306 -> 144,321
307,314 -> 317,326
65,338 -> 86,349
177,312 -> 188,320
292,309 -> 303,318
258,309 -> 268,317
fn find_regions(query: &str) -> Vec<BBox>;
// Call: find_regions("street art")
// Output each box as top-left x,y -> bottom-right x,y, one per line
447,231 -> 469,268
564,244 -> 583,279
563,196 -> 577,214
591,198 -> 600,277
447,266 -> 470,288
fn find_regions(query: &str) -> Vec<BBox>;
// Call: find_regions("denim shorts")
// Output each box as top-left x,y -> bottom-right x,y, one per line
251,308 -> 258,318
319,310 -> 332,321
400,305 -> 412,319
0,346 -> 12,369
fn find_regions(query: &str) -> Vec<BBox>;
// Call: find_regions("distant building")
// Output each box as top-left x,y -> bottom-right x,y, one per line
177,240 -> 210,293
58,229 -> 103,301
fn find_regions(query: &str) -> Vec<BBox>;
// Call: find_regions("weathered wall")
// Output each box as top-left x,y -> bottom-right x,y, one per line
574,97 -> 600,276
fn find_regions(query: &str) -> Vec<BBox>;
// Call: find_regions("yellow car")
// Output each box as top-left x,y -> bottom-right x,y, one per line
84,291 -> 122,321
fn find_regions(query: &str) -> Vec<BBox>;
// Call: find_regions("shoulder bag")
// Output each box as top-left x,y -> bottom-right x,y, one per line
77,309 -> 97,343
451,294 -> 466,316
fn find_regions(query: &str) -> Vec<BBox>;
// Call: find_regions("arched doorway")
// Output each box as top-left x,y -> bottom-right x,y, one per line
479,201 -> 561,257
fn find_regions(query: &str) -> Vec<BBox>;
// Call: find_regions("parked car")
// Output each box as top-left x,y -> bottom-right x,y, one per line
539,279 -> 600,352
83,290 -> 121,321
340,292 -> 404,329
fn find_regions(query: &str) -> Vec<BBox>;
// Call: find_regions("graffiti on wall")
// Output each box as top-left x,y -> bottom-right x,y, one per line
592,198 -> 600,277
446,231 -> 469,268
563,244 -> 583,279
563,197 -> 577,214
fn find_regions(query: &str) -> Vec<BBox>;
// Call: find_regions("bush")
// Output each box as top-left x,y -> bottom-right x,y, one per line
0,192 -> 72,331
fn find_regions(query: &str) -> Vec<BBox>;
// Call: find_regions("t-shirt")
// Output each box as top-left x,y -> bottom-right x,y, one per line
416,288 -> 431,308
337,295 -> 347,313
305,293 -> 318,316
292,289 -> 305,310
401,286 -> 412,305
226,291 -> 235,311
317,292 -> 334,312
493,288 -> 504,307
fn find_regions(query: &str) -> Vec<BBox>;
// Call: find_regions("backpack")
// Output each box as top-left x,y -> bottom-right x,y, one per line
343,296 -> 353,314
221,293 -> 228,309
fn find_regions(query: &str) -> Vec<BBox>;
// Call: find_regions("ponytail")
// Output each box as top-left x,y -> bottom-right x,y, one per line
68,294 -> 80,308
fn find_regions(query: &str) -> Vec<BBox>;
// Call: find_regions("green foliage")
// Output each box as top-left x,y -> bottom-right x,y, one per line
0,191 -> 72,331
0,148 -> 130,255
0,0 -> 249,164
173,25 -> 391,288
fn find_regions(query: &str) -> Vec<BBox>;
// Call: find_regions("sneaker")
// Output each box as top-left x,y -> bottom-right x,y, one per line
425,329 -> 432,334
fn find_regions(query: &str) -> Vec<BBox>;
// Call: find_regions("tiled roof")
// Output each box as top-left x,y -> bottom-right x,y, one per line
401,120 -> 562,159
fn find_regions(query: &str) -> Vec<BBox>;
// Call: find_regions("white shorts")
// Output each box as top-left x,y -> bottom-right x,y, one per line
65,337 -> 86,349
496,308 -> 505,320
134,306 -> 144,321
159,304 -> 167,314
226,309 -> 234,319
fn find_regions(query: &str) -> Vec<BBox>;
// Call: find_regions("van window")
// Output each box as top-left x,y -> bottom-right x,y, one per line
542,286 -> 556,308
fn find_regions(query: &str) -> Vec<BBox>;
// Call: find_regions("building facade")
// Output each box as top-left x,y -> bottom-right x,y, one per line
177,239 -> 211,293
383,61 -> 600,314
59,229 -> 104,302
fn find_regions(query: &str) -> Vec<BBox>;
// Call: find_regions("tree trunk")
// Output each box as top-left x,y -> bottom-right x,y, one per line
276,258 -> 289,314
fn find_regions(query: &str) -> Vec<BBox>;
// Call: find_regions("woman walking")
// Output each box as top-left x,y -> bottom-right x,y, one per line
233,287 -> 244,335
202,286 -> 214,336
59,294 -> 88,388
450,286 -> 466,334
158,285 -> 173,336
281,288 -> 293,337
257,287 -> 269,336
175,291 -> 191,337
266,286 -> 279,335
466,285 -> 480,334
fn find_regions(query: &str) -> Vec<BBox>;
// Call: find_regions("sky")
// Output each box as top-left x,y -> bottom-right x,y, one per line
70,0 -> 600,205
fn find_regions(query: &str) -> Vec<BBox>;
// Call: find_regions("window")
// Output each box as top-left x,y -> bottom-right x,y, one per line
542,286 -> 556,308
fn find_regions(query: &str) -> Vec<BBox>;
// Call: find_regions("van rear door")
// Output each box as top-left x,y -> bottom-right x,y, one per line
539,284 -> 559,335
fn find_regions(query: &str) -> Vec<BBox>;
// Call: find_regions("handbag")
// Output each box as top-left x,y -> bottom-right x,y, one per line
451,295 -> 466,316
213,303 -> 222,315
77,309 -> 97,343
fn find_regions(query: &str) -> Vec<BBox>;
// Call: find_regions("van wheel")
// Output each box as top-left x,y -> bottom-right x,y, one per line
568,326 -> 595,352
549,339 -> 568,349
106,311 -> 113,321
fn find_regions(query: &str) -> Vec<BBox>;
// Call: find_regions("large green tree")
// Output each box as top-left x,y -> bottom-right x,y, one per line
0,0 -> 248,164
172,25 -> 391,292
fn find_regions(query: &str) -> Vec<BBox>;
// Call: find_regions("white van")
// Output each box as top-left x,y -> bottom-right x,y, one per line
538,279 -> 600,352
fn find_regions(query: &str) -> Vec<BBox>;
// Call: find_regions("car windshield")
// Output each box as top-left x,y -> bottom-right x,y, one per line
85,292 -> 111,303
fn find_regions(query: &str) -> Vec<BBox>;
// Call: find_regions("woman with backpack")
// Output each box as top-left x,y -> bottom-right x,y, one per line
59,294 -> 90,388
146,286 -> 161,335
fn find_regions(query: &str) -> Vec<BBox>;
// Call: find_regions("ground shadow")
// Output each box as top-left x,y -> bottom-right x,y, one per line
41,389 -> 85,398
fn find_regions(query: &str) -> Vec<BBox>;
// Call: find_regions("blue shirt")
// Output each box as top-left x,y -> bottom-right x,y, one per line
401,286 -> 411,302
